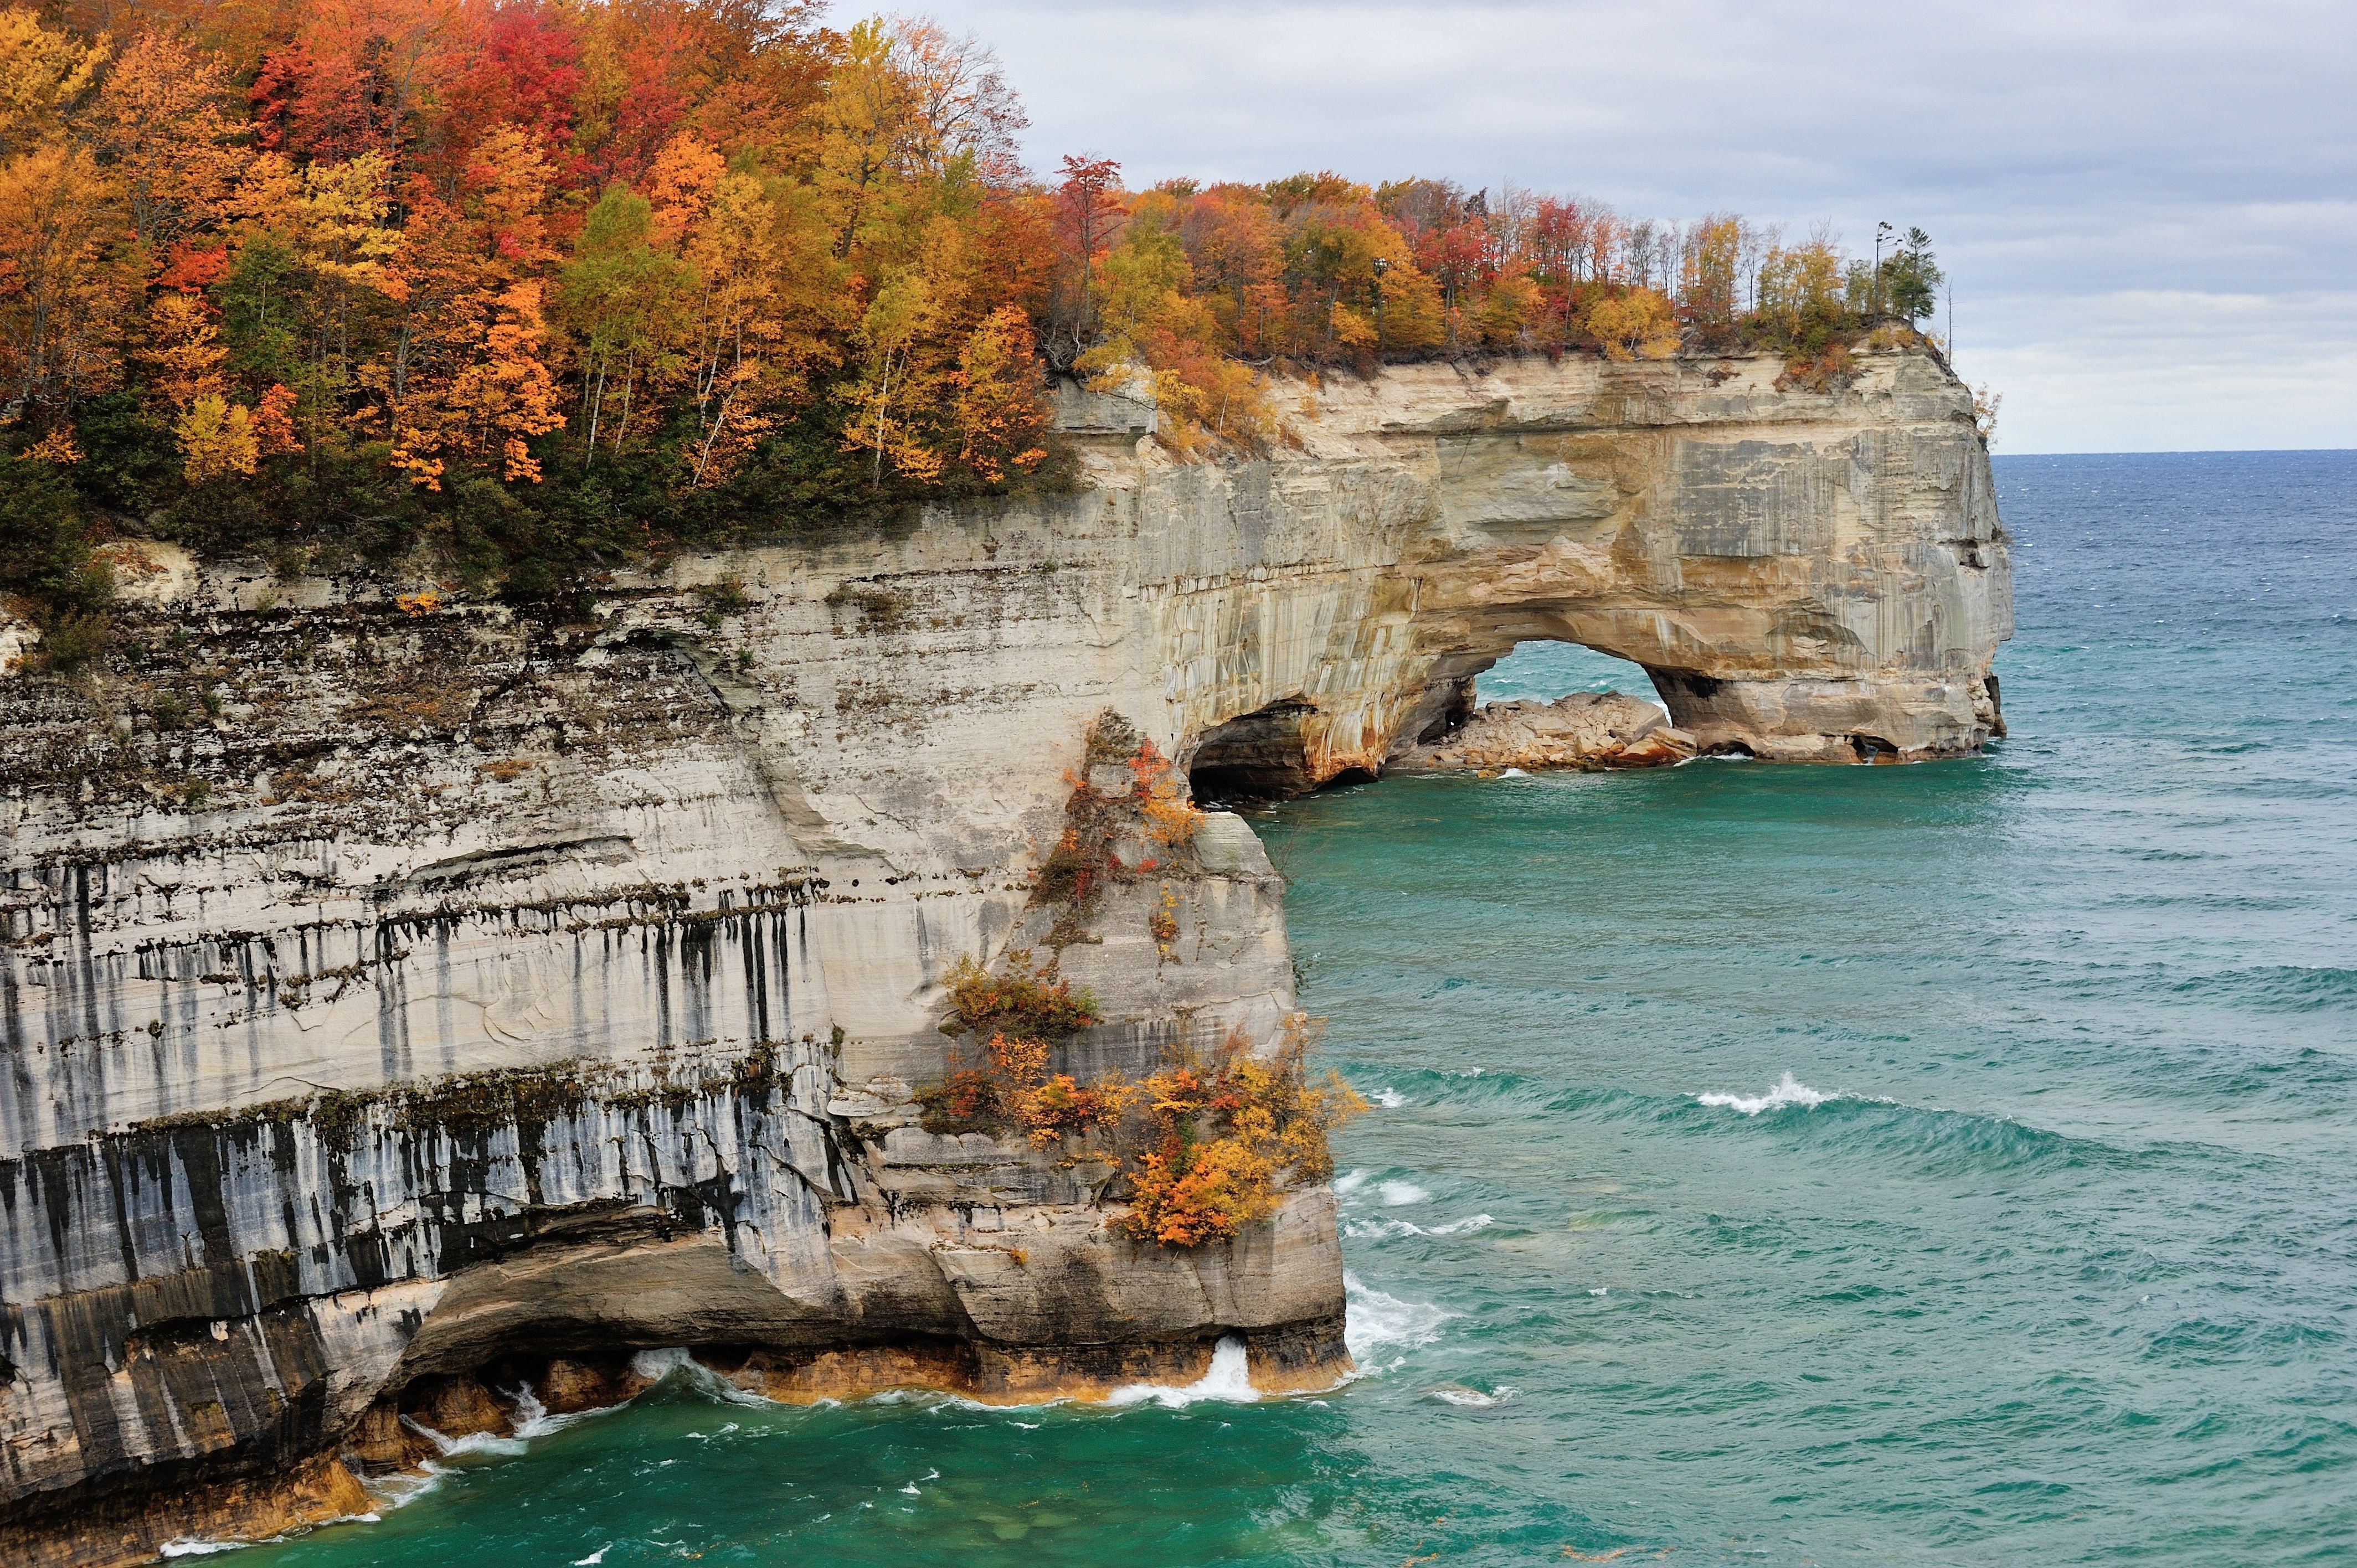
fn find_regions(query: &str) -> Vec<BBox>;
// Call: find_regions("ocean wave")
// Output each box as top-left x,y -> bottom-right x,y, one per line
400,1416 -> 528,1459
1696,1072 -> 1836,1116
1377,1180 -> 1429,1206
1344,1271 -> 1456,1363
1345,1213 -> 1494,1240
1106,1335 -> 1259,1407
1425,1383 -> 1517,1408
1676,1077 -> 2119,1176
631,1347 -> 777,1408
1371,1087 -> 1408,1108
2168,964 -> 2357,1013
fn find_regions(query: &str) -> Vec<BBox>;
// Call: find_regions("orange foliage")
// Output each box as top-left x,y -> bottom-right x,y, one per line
1112,1018 -> 1367,1247
0,1 -> 1936,510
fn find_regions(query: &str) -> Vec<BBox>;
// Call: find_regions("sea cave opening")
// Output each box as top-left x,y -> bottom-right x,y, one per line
1478,639 -> 1668,714
1183,641 -> 1670,806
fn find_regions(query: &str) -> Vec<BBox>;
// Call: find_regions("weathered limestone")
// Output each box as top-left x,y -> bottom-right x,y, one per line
1390,692 -> 1696,772
0,347 -> 2006,1565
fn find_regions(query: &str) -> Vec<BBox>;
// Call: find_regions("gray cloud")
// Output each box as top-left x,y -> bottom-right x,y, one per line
887,0 -> 2355,451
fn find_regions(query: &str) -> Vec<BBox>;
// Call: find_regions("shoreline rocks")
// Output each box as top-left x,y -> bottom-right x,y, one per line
1391,692 -> 1699,772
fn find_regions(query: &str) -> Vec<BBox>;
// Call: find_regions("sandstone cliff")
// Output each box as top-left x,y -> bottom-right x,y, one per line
0,347 -> 2007,1564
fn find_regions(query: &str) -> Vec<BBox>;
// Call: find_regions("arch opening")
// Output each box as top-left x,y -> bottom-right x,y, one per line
1478,639 -> 1669,714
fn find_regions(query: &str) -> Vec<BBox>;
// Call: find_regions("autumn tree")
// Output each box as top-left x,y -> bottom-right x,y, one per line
952,302 -> 1047,481
90,30 -> 240,249
1586,286 -> 1679,361
0,7 -> 106,156
0,142 -> 132,429
374,128 -> 564,487
553,185 -> 687,460
1047,152 -> 1121,365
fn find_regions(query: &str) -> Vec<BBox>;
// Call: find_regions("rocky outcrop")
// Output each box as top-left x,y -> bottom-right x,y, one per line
0,347 -> 2006,1565
1390,692 -> 1696,772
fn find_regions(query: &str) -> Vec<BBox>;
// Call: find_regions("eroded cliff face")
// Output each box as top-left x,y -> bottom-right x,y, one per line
0,347 -> 2006,1565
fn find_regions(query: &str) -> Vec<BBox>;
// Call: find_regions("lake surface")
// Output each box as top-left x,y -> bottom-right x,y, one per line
217,450 -> 2357,1566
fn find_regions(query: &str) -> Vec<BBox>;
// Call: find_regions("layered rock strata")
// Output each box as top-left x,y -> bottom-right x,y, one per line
0,347 -> 2006,1565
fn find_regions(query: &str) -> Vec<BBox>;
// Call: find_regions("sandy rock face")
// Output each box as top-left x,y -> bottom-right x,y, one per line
1391,692 -> 1696,772
0,348 -> 2006,1564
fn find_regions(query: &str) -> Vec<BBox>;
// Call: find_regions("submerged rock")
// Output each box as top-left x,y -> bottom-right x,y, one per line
1392,692 -> 1698,772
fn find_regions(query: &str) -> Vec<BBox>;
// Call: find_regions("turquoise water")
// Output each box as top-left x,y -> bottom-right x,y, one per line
225,451 -> 2356,1566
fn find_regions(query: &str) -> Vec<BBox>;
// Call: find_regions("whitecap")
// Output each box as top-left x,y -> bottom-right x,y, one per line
1499,767 -> 1530,778
399,1416 -> 527,1459
1343,1272 -> 1456,1361
1377,1180 -> 1429,1206
1371,1088 -> 1407,1108
1105,1335 -> 1258,1407
572,1549 -> 610,1566
1427,1384 -> 1517,1407
1696,1071 -> 1836,1116
1332,1168 -> 1371,1193
631,1347 -> 692,1381
159,1542 -> 249,1558
628,1347 -> 776,1407
361,1466 -> 445,1512
1345,1213 -> 1494,1240
515,1388 -> 629,1440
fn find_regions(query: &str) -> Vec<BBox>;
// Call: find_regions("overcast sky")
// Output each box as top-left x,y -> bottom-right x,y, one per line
892,0 -> 2353,454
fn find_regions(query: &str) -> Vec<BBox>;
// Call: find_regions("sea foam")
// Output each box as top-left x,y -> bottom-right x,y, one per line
1106,1334 -> 1258,1407
1696,1072 -> 1836,1115
1346,1213 -> 1494,1240
1344,1271 -> 1456,1361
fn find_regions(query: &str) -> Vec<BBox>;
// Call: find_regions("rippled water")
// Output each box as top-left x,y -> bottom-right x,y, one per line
220,451 -> 2357,1567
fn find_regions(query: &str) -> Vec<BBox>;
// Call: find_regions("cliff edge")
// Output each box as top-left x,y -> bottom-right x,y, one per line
0,347 -> 2007,1565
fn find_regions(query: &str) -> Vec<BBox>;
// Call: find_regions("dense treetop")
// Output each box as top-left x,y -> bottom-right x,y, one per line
0,0 -> 1946,649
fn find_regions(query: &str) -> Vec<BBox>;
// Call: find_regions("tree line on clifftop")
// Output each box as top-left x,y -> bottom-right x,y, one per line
0,1 -> 1948,660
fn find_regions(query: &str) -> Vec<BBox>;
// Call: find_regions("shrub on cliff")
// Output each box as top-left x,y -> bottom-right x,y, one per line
914,1008 -> 1366,1249
1036,714 -> 1208,946
941,951 -> 1099,1042
1113,1020 -> 1367,1247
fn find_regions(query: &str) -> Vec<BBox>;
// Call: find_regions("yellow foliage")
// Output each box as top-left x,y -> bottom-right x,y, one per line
953,303 -> 1048,482
1586,287 -> 1679,362
0,141 -> 132,416
176,393 -> 256,482
138,293 -> 227,411
0,8 -> 107,154
21,422 -> 78,463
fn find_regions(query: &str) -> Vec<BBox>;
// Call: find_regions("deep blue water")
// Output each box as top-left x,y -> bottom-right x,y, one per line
223,451 -> 2357,1567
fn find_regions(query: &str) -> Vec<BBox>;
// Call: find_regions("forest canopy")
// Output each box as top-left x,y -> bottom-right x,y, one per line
0,0 -> 1946,636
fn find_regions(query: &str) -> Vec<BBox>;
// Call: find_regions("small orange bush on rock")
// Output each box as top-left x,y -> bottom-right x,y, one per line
941,951 -> 1098,1041
1112,1018 -> 1367,1247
